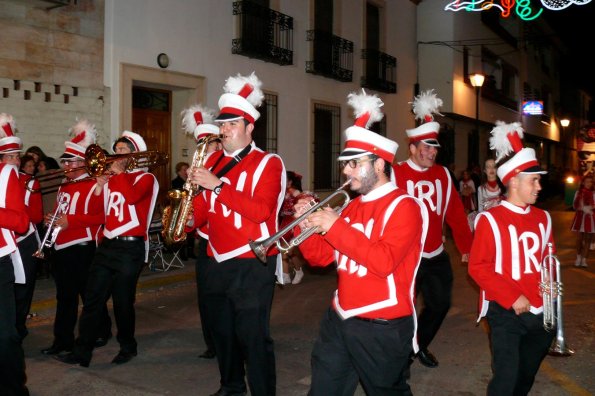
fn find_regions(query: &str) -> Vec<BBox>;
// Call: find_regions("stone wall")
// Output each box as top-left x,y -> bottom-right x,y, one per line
0,0 -> 107,158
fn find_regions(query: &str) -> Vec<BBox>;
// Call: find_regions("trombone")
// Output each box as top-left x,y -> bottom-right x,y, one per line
27,144 -> 169,193
249,179 -> 352,263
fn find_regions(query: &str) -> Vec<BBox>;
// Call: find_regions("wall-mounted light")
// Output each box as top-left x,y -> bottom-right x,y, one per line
561,119 -> 570,128
157,53 -> 170,69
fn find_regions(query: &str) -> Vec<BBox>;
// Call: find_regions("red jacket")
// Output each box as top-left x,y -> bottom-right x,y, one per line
17,173 -> 42,242
0,164 -> 29,258
394,159 -> 472,258
297,182 -> 427,321
191,144 -> 285,262
468,200 -> 553,319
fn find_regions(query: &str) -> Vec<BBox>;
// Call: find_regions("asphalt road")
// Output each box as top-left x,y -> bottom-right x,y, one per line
22,205 -> 594,395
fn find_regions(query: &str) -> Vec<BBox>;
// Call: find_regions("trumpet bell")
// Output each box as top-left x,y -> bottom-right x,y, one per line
85,144 -> 108,177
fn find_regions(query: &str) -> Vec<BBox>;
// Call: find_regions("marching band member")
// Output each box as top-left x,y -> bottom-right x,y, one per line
469,122 -> 556,396
187,72 -> 285,396
0,114 -> 42,341
295,91 -> 427,395
57,131 -> 158,367
393,90 -> 473,369
0,113 -> 30,396
180,104 -> 221,360
40,120 -> 112,356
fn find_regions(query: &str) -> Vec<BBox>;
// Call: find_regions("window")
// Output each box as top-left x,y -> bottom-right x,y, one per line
252,92 -> 278,153
313,103 -> 341,190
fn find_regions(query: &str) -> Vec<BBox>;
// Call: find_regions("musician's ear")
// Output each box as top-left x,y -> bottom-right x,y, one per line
245,122 -> 254,136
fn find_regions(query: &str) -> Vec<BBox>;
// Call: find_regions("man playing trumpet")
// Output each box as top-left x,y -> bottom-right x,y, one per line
40,119 -> 111,356
294,91 -> 428,395
57,131 -> 158,367
468,121 -> 556,396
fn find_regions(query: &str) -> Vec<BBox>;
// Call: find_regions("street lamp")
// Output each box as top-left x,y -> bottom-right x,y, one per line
560,118 -> 570,173
469,73 -> 485,167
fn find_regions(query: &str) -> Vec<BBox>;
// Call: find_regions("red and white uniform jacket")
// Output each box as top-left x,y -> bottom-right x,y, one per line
54,174 -> 104,250
103,170 -> 159,259
394,159 -> 472,258
0,164 -> 29,283
468,200 -> 553,320
17,173 -> 42,243
297,183 -> 428,339
191,143 -> 285,262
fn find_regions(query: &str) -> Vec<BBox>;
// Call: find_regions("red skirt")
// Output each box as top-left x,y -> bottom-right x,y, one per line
571,210 -> 595,233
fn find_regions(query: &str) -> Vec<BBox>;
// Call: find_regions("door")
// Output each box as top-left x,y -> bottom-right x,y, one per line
132,87 -> 172,206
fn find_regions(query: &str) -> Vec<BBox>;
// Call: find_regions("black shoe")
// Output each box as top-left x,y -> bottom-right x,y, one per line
54,352 -> 90,368
41,344 -> 72,355
199,349 -> 216,359
209,389 -> 246,396
111,350 -> 137,364
416,348 -> 439,368
94,334 -> 112,348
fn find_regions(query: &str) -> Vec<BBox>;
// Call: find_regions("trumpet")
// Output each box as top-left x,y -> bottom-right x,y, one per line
249,179 -> 352,263
33,196 -> 70,259
539,242 -> 574,356
27,144 -> 169,193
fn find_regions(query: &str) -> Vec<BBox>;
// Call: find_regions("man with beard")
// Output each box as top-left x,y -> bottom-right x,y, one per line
393,90 -> 473,368
295,90 -> 427,395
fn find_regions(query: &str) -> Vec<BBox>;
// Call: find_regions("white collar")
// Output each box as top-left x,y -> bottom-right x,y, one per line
406,158 -> 429,172
501,200 -> 531,214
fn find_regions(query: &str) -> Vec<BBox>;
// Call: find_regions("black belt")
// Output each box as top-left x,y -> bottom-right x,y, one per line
352,316 -> 408,325
111,236 -> 143,242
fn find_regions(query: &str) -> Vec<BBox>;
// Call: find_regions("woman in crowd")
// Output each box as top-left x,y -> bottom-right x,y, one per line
571,174 -> 594,267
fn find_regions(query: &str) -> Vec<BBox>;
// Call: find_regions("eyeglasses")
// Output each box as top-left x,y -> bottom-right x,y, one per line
340,158 -> 375,169
60,159 -> 82,166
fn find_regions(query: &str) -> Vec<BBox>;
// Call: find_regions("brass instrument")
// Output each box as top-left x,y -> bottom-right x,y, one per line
27,144 -> 168,193
249,179 -> 352,263
33,196 -> 69,259
540,242 -> 574,356
161,134 -> 220,246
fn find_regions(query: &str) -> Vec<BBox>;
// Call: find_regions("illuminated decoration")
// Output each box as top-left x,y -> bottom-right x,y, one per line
444,0 -> 592,21
522,100 -> 544,115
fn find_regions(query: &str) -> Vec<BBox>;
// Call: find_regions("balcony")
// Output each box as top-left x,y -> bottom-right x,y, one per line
360,49 -> 397,93
305,30 -> 353,83
232,1 -> 293,66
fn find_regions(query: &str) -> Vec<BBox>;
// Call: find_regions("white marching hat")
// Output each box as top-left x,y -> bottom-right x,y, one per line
215,72 -> 264,124
114,130 -> 147,153
181,104 -> 220,141
406,89 -> 443,147
0,113 -> 23,154
337,89 -> 398,164
489,121 -> 546,185
62,119 -> 97,159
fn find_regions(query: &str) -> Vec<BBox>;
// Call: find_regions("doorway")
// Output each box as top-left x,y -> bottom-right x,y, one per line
132,87 -> 172,205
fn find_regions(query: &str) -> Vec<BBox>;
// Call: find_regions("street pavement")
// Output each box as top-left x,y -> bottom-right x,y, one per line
22,200 -> 594,395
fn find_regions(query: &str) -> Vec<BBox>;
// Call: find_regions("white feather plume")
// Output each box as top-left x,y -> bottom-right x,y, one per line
223,72 -> 264,108
68,119 -> 97,148
489,121 -> 524,163
0,113 -> 15,138
410,89 -> 443,122
347,89 -> 384,128
181,104 -> 215,136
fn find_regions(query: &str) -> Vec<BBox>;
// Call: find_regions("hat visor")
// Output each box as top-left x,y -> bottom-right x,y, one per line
60,153 -> 81,160
337,150 -> 369,161
520,165 -> 547,175
0,148 -> 23,154
421,139 -> 441,147
215,113 -> 244,123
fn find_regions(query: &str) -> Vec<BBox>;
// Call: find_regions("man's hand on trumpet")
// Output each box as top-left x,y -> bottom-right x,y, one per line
294,198 -> 340,234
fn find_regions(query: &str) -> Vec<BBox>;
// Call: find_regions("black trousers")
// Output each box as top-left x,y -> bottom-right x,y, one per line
486,302 -> 556,396
75,238 -> 144,360
195,237 -> 216,352
52,243 -> 111,348
0,255 -> 28,396
309,308 -> 414,396
203,255 -> 277,396
415,251 -> 453,350
15,233 -> 38,340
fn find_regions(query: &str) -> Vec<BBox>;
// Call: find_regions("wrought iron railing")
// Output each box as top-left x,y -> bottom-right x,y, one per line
232,1 -> 293,66
305,30 -> 353,83
360,49 -> 397,93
